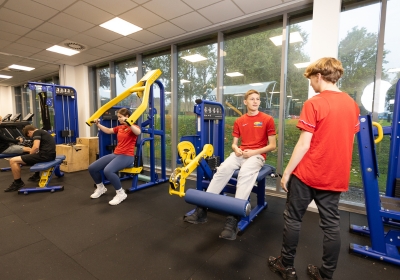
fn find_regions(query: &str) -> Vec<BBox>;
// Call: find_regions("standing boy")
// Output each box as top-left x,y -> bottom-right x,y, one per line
268,57 -> 360,280
184,89 -> 276,240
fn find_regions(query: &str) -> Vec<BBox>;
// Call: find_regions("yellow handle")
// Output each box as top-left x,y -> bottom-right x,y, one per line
372,122 -> 383,144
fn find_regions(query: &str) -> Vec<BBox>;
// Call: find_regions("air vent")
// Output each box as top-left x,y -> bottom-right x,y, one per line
61,40 -> 88,52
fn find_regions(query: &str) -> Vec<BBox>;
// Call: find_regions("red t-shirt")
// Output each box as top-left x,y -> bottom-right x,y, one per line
293,90 -> 360,192
232,112 -> 276,159
113,125 -> 139,156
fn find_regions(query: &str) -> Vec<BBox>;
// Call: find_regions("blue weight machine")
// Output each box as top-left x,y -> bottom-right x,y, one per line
350,79 -> 400,266
169,99 -> 274,231
86,69 -> 167,193
27,82 -> 79,144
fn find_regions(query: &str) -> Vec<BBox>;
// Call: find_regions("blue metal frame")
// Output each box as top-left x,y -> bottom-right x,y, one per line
28,82 -> 79,144
98,80 -> 167,191
350,79 -> 400,266
182,99 -> 272,231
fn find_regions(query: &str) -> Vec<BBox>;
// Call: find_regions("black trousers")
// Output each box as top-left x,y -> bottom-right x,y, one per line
281,175 -> 341,279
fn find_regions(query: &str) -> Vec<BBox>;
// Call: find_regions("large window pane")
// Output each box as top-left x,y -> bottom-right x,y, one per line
115,59 -> 138,108
338,0 -> 381,203
224,23 -> 283,188
97,66 -> 111,106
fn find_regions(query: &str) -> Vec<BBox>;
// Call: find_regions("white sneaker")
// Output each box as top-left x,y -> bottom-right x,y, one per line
90,186 -> 107,199
109,190 -> 127,205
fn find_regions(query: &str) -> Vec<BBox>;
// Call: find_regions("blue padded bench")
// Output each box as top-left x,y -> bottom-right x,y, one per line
18,155 -> 66,194
185,164 -> 275,231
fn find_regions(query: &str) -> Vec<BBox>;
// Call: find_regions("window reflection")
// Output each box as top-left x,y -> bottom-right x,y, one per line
96,66 -> 111,106
115,60 -> 138,109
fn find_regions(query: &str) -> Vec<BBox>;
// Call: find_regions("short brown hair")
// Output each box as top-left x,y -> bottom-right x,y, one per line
118,108 -> 131,117
22,125 -> 37,137
304,57 -> 344,83
244,89 -> 260,100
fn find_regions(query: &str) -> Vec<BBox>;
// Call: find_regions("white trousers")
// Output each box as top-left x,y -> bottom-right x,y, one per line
206,152 -> 265,200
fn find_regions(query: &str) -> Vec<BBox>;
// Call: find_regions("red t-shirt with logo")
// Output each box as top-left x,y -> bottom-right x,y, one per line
293,90 -> 360,192
232,112 -> 276,159
113,125 -> 139,156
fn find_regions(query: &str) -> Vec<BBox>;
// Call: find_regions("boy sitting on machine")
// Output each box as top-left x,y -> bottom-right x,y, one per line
184,89 -> 276,240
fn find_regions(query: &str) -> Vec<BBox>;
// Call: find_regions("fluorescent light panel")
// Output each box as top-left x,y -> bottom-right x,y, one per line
269,32 -> 303,46
249,83 -> 263,86
182,54 -> 207,63
0,74 -> 12,79
9,64 -> 34,71
100,17 -> 142,36
47,45 -> 80,56
226,72 -> 243,77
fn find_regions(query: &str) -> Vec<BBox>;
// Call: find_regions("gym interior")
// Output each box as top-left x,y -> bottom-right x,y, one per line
1,0 -> 400,279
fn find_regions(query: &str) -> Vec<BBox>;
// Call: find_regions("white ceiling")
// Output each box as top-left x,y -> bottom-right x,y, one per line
0,0 -> 308,87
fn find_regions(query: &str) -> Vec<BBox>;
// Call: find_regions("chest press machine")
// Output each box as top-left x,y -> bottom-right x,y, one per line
349,79 -> 400,266
169,99 -> 274,231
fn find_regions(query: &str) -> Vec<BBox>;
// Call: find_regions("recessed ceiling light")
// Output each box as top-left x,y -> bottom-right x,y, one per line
0,74 -> 13,79
294,62 -> 311,68
100,17 -> 142,36
180,79 -> 191,84
226,72 -> 243,77
47,45 -> 80,56
269,32 -> 303,46
182,54 -> 207,63
249,83 -> 263,86
8,64 -> 34,71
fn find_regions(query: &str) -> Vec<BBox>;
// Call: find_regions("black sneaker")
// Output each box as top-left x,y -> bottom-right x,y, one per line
28,174 -> 40,182
307,264 -> 332,280
219,216 -> 239,240
4,181 -> 25,192
183,207 -> 207,224
268,256 -> 298,280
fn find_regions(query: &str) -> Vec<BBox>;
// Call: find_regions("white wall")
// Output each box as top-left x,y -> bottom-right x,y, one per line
0,86 -> 14,117
59,64 -> 91,138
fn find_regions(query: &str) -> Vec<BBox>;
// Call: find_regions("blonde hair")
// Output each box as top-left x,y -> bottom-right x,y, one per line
244,89 -> 260,100
304,57 -> 344,83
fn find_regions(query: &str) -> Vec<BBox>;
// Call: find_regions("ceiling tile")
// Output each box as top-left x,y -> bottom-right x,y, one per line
182,0 -> 222,10
0,48 -> 31,57
5,0 -> 59,20
49,13 -> 95,33
82,0 -> 138,16
64,1 -> 114,25
0,20 -> 30,36
0,30 -> 21,42
56,52 -> 100,66
0,8 -> 44,29
25,30 -> 64,46
3,43 -> 42,54
120,6 -> 165,29
127,30 -> 163,44
148,22 -> 186,38
170,12 -> 211,32
232,0 -> 283,14
198,0 -> 244,24
16,37 -> 54,50
96,43 -> 128,53
17,59 -> 46,67
37,22 -> 78,39
32,0 -> 77,11
30,52 -> 62,62
83,26 -> 124,42
131,0 -> 150,4
70,34 -> 106,48
112,37 -> 145,49
84,48 -> 113,58
0,40 -> 13,49
143,0 -> 193,20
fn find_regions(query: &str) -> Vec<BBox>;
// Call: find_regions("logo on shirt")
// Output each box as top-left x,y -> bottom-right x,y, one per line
242,123 -> 248,126
254,122 -> 263,127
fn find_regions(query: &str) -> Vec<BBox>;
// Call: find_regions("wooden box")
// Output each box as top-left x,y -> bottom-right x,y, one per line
56,144 -> 89,172
76,137 -> 99,164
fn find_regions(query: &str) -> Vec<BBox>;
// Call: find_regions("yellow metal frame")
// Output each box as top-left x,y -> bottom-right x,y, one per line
119,166 -> 143,174
169,142 -> 214,197
86,69 -> 162,127
38,167 -> 55,188
225,101 -> 242,116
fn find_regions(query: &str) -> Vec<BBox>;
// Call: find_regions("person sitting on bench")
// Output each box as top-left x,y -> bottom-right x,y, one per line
4,125 -> 56,192
89,108 -> 141,206
0,115 -> 31,155
184,89 -> 276,240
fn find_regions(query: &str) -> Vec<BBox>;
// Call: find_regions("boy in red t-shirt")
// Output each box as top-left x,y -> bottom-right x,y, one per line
268,57 -> 360,280
184,89 -> 276,240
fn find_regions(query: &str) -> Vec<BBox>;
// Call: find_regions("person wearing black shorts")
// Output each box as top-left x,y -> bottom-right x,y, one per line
5,125 -> 56,192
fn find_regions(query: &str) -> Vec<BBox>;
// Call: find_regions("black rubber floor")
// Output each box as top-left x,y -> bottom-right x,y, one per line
1,159 -> 400,280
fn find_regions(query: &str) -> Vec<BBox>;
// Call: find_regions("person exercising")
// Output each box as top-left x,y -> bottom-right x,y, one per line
89,108 -> 141,206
